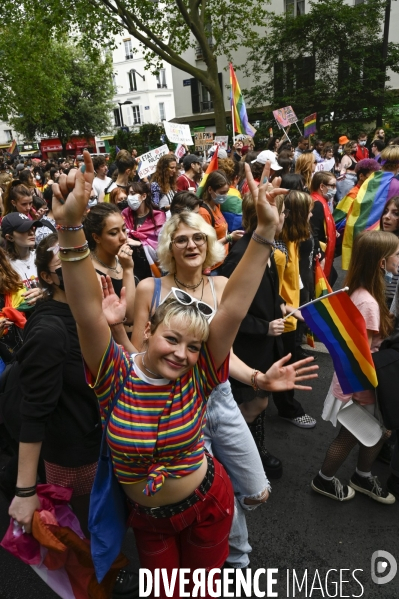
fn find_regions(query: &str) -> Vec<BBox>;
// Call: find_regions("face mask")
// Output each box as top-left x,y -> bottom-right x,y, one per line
338,148 -> 343,154
213,194 -> 228,205
35,174 -> 41,181
384,269 -> 393,284
128,194 -> 141,211
53,267 -> 65,291
359,140 -> 367,146
324,189 -> 336,202
118,199 -> 128,211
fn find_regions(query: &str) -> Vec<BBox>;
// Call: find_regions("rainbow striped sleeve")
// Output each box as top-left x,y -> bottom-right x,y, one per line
195,343 -> 230,399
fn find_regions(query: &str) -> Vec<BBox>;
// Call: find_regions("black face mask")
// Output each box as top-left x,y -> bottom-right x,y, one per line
117,200 -> 128,211
51,267 -> 65,291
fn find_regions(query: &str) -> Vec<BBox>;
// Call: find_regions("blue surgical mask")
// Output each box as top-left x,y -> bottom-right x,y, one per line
325,189 -> 336,202
384,269 -> 393,284
213,194 -> 228,205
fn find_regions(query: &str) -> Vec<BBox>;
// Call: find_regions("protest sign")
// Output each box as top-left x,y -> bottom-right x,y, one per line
164,122 -> 193,145
175,144 -> 186,159
194,132 -> 214,152
315,158 -> 335,173
214,136 -> 229,149
137,144 -> 169,178
273,106 -> 298,128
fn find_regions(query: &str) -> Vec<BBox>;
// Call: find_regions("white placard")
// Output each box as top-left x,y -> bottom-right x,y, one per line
215,136 -> 228,149
137,144 -> 169,178
164,122 -> 193,145
315,157 -> 335,172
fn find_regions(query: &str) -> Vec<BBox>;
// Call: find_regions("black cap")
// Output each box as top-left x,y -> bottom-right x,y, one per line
182,154 -> 202,169
1,213 -> 44,236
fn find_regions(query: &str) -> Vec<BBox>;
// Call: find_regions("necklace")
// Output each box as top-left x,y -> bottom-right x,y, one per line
174,276 -> 205,301
141,351 -> 162,378
174,274 -> 203,290
92,253 -> 121,274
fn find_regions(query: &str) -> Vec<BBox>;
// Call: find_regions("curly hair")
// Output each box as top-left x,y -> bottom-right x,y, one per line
280,191 -> 313,244
0,246 -> 24,293
295,153 -> 315,190
218,158 -> 239,184
83,203 -> 123,251
157,211 -> 225,274
345,230 -> 397,338
151,154 -> 178,193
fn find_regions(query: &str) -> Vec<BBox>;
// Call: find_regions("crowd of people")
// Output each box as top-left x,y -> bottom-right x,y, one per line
0,127 -> 398,598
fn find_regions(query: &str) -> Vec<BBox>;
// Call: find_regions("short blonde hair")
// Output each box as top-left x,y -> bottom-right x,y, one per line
381,145 -> 399,172
157,212 -> 225,274
150,297 -> 209,342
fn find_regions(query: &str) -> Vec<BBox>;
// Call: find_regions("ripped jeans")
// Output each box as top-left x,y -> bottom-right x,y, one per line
204,380 -> 270,568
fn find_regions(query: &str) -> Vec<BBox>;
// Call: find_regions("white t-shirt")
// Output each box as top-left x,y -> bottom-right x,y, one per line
10,252 -> 39,288
93,176 -> 112,199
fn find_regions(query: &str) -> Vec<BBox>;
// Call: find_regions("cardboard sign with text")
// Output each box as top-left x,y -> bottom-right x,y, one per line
137,144 -> 169,178
164,122 -> 193,145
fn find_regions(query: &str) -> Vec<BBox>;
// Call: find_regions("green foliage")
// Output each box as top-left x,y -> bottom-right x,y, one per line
0,16 -> 115,153
246,0 -> 399,136
109,124 -> 166,160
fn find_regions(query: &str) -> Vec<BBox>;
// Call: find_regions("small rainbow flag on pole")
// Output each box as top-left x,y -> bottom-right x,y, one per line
342,170 -> 393,269
303,113 -> 317,137
300,260 -> 378,394
229,64 -> 256,138
196,146 -> 218,198
7,139 -> 17,155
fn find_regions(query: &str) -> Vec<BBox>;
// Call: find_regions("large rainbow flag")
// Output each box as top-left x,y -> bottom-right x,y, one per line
303,113 -> 317,137
196,146 -> 219,198
230,64 -> 256,138
341,170 -> 393,269
301,260 -> 378,394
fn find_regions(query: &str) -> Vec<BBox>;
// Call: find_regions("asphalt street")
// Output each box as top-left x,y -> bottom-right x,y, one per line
0,259 -> 398,598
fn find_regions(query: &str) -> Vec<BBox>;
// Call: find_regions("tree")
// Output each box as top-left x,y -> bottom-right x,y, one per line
246,0 -> 399,137
0,19 -> 115,154
109,123 -> 165,159
0,0 -> 271,135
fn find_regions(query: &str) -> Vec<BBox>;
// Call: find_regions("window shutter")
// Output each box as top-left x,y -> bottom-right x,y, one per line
191,79 -> 200,113
139,105 -> 144,124
126,107 -> 133,126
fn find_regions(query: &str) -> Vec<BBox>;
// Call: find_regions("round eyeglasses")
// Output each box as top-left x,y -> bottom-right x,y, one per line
170,233 -> 207,249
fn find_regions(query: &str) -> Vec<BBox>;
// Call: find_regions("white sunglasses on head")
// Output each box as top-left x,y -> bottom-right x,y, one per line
170,287 -> 215,322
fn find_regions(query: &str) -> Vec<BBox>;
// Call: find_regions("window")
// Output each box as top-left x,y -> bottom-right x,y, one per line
190,73 -> 223,114
285,0 -> 305,16
128,70 -> 137,92
132,105 -> 141,125
113,108 -> 121,127
354,0 -> 364,4
274,56 -> 315,99
159,102 -> 166,121
156,69 -> 167,88
4,130 -> 12,141
124,39 -> 133,60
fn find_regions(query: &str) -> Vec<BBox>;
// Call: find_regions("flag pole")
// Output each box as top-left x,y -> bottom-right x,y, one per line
294,121 -> 303,136
283,287 -> 349,321
231,88 -> 236,146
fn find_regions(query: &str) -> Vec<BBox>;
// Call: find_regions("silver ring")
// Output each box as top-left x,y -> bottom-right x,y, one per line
22,525 -> 26,533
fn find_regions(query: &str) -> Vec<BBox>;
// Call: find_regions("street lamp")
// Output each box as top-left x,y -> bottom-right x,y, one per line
117,100 -> 132,128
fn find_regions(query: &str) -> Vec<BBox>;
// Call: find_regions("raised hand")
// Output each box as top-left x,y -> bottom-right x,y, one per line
244,161 -> 287,235
52,150 -> 95,226
258,353 -> 318,392
101,275 -> 127,325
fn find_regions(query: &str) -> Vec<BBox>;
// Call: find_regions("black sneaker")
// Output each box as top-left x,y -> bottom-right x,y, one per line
349,472 -> 395,505
387,474 -> 399,499
112,569 -> 140,599
311,473 -> 355,501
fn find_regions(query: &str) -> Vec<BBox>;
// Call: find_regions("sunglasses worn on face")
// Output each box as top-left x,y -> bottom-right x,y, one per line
170,287 -> 215,321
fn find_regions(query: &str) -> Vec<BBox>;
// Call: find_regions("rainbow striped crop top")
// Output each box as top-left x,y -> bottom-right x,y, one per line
86,336 -> 228,495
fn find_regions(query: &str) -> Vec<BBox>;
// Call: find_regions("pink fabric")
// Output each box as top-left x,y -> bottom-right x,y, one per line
121,208 -> 165,249
332,288 -> 382,404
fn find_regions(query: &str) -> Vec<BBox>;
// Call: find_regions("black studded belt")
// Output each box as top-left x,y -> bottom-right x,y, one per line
127,453 -> 215,518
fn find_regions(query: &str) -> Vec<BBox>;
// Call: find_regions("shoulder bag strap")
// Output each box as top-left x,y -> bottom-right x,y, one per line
149,277 -> 162,316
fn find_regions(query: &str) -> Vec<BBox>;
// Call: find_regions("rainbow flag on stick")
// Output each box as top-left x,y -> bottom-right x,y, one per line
303,113 -> 317,137
196,146 -> 218,198
300,260 -> 378,394
229,64 -> 256,138
7,139 -> 17,156
342,170 -> 393,269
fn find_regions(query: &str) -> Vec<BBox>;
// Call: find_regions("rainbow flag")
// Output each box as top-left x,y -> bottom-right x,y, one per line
196,146 -> 218,198
301,260 -> 378,394
230,64 -> 256,137
342,170 -> 393,269
303,113 -> 317,137
7,139 -> 17,155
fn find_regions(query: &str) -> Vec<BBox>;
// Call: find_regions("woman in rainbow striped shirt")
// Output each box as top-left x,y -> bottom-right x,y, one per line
51,153 -> 315,598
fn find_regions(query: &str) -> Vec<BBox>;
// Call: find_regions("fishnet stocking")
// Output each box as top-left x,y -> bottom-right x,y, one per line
321,426 -> 391,478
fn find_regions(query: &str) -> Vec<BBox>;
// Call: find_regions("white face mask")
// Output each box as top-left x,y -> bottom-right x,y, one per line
359,140 -> 367,146
35,174 -> 41,181
127,194 -> 142,211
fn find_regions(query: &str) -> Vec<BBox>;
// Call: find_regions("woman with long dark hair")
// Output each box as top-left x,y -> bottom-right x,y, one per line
150,154 -> 178,211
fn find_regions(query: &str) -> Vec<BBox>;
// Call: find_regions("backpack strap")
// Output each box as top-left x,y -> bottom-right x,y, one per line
149,277 -> 162,316
200,201 -> 215,228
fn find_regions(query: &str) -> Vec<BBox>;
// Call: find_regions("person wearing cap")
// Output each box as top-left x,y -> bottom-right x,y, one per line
293,136 -> 309,165
240,150 -> 283,196
176,154 -> 203,192
2,213 -> 43,305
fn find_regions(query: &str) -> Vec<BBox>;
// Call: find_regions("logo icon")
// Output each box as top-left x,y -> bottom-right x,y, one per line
371,551 -> 397,585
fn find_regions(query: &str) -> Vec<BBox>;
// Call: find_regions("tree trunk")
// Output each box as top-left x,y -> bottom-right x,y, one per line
201,59 -> 227,135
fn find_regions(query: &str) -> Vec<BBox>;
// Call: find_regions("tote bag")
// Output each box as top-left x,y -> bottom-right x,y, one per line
89,373 -> 129,583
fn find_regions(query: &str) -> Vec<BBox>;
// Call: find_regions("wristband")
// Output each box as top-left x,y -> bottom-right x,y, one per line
56,224 -> 84,231
59,242 -> 89,254
15,485 -> 37,498
251,369 -> 260,391
59,248 -> 91,262
252,232 -> 276,248
226,234 -> 233,244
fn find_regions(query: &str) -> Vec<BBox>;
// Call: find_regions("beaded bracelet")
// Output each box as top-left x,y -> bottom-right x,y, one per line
59,242 -> 89,254
59,248 -> 91,262
251,369 -> 260,391
109,317 -> 127,327
56,224 -> 84,232
226,233 -> 233,244
252,231 -> 276,249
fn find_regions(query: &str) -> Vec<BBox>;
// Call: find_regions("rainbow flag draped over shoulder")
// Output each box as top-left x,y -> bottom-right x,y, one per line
303,113 -> 317,137
333,184 -> 360,250
342,170 -> 393,269
229,64 -> 256,138
301,260 -> 378,394
196,146 -> 218,198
